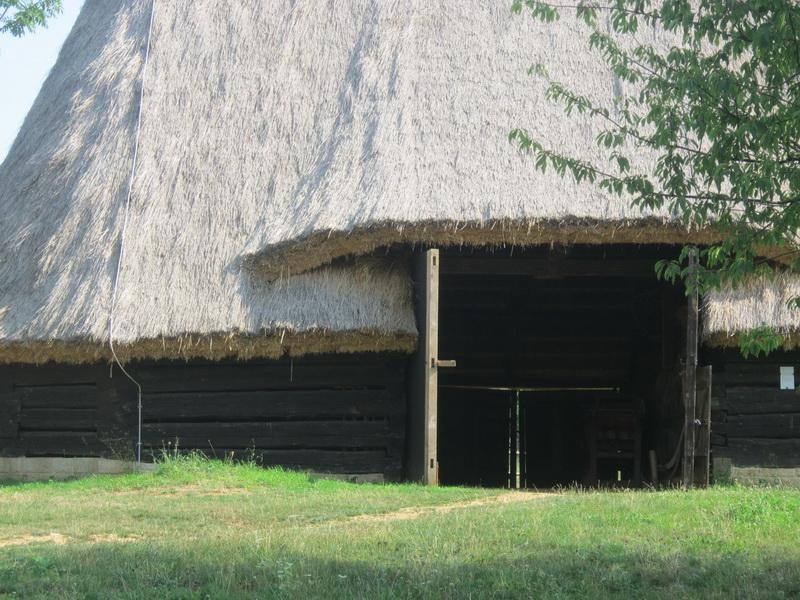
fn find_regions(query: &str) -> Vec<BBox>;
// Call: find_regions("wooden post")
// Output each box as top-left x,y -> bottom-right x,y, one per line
520,397 -> 528,489
661,285 -> 678,370
648,449 -> 659,487
407,249 -> 439,484
682,248 -> 699,489
509,391 -> 519,489
695,366 -> 712,487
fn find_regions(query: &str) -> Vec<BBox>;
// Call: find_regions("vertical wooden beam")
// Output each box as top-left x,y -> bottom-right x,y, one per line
695,366 -> 712,487
551,402 -> 564,481
682,248 -> 699,489
648,449 -> 659,487
407,249 -> 439,484
661,284 -> 678,370
509,392 -> 518,489
520,397 -> 528,489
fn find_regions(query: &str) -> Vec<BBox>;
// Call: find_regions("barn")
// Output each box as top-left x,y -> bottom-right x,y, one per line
1,1 -> 798,486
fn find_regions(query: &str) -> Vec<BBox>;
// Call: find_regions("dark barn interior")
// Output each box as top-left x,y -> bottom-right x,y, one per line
436,245 -> 687,489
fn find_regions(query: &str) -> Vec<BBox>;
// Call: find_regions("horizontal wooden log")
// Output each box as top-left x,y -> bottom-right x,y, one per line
440,368 -> 630,387
19,408 -> 98,432
133,363 -> 403,393
703,348 -> 800,365
440,316 -> 641,337
715,413 -> 800,438
441,306 -> 635,322
456,338 -> 631,353
440,300 -> 636,314
142,420 -> 399,449
711,409 -> 725,427
440,284 -> 641,299
722,388 -> 800,415
437,352 -> 631,373
7,365 -> 101,387
440,257 -> 658,278
0,392 -> 20,438
713,367 -> 786,388
720,363 -> 792,372
0,445 -> 24,458
16,431 -> 107,457
710,431 -> 727,447
710,388 -> 726,410
140,353 -> 406,367
16,384 -> 98,409
440,337 -> 633,356
714,438 -> 800,468
141,389 -> 403,420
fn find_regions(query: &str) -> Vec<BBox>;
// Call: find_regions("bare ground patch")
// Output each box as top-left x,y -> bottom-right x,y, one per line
0,532 -> 142,548
0,533 -> 70,548
110,484 -> 252,497
157,485 -> 252,497
339,491 -> 553,525
88,533 -> 142,543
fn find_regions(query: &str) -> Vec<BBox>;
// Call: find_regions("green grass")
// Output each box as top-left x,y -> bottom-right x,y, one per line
1,457 -> 798,599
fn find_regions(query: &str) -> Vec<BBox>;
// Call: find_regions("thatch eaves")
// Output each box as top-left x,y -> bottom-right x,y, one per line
705,274 -> 800,349
0,1 -> 418,363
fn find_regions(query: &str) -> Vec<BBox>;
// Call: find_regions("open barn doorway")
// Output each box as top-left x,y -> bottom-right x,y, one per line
432,245 -> 689,489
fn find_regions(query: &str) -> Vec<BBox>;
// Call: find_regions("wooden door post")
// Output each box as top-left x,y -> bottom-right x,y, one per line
408,249 -> 440,484
695,366 -> 712,487
682,248 -> 699,489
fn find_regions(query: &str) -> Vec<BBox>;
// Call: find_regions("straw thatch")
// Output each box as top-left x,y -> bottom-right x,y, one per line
0,1 -> 789,363
0,1 -> 423,363
238,2 -> 692,277
704,274 -> 800,349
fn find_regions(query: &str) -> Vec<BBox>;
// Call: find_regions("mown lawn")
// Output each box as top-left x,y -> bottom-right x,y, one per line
1,458 -> 798,599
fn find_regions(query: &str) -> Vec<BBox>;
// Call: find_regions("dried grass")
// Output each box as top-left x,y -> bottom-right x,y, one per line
0,1 -> 788,364
704,273 -> 800,344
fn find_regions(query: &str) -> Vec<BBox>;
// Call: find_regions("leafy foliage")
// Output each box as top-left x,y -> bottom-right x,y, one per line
511,0 -> 800,354
0,0 -> 62,37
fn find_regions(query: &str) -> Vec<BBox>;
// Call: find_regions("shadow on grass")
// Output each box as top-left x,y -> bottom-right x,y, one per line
1,541 -> 799,599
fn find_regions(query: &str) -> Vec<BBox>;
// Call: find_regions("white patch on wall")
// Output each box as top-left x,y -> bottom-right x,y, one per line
779,366 -> 795,390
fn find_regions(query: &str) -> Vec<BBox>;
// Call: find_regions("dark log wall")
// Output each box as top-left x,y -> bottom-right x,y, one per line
0,363 -> 134,459
0,354 -> 407,480
4,347 -> 799,480
135,356 -> 406,479
709,350 -> 800,469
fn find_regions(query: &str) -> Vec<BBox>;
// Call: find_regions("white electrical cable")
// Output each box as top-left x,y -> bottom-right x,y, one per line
109,0 -> 157,464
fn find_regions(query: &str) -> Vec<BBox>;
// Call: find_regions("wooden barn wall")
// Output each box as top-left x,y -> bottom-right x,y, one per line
0,354 -> 407,480
707,350 -> 800,469
0,363 -> 132,460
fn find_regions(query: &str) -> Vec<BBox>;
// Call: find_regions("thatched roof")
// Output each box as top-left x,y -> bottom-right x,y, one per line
239,3 -> 696,278
705,275 -> 800,349
0,1 -> 792,362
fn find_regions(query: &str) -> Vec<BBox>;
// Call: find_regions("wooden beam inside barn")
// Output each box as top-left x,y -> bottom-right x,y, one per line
440,257 -> 658,278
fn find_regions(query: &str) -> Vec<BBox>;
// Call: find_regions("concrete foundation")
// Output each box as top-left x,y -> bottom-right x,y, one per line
714,458 -> 800,487
0,457 -> 155,482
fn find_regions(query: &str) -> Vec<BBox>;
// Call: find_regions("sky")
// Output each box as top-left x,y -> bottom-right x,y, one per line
0,0 -> 85,162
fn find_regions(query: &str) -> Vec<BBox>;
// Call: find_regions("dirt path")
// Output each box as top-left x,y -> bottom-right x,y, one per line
0,492 -> 552,547
0,532 -> 70,548
0,532 -> 141,548
341,491 -> 552,525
